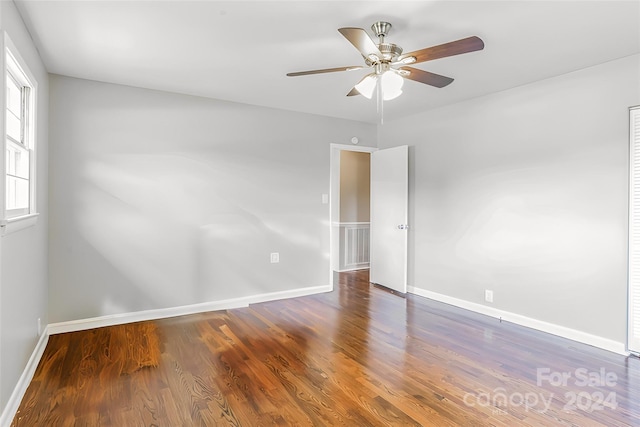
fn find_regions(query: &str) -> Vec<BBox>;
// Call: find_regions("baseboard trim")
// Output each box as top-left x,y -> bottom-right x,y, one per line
408,286 -> 628,356
244,285 -> 332,306
0,328 -> 49,427
48,298 -> 249,335
336,266 -> 370,272
48,284 -> 332,335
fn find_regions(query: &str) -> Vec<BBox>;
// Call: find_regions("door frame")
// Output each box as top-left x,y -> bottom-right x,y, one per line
329,143 -> 377,289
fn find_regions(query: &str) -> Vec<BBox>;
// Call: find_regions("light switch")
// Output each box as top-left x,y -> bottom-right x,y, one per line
321,194 -> 329,204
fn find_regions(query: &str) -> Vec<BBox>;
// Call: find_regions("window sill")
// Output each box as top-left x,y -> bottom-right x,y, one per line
1,213 -> 39,236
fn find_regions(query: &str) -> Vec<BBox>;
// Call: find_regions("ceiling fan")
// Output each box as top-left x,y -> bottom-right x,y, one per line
287,21 -> 484,100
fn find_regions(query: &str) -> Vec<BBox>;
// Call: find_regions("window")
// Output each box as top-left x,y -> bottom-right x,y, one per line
3,36 -> 36,223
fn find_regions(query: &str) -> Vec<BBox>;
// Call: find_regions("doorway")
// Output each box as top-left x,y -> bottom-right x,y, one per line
329,144 -> 376,288
329,143 -> 409,293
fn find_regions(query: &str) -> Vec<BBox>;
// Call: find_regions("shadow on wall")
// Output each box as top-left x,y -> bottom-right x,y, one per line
48,75 -> 378,323
75,151 -> 323,317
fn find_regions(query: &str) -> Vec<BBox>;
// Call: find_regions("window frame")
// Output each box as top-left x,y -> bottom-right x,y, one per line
1,32 -> 38,233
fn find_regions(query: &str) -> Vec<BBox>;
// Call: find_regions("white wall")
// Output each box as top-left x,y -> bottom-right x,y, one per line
378,54 -> 640,344
0,0 -> 49,414
48,75 -> 376,323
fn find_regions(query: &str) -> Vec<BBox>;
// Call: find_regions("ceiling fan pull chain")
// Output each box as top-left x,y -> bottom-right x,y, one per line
377,80 -> 384,125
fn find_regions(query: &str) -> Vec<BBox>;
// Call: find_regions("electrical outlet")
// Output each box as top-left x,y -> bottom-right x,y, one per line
37,318 -> 42,336
270,252 -> 280,263
485,290 -> 494,303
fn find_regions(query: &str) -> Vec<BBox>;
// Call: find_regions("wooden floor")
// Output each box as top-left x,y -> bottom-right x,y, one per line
12,270 -> 640,426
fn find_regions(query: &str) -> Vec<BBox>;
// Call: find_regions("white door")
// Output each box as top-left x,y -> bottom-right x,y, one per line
370,145 -> 408,293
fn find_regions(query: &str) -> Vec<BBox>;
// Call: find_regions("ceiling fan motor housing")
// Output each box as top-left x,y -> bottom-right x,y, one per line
378,43 -> 403,61
369,22 -> 403,62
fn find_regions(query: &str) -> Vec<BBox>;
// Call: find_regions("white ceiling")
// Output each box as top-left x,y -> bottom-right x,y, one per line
14,0 -> 640,123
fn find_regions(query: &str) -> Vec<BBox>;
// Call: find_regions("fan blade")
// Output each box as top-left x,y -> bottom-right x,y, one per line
398,67 -> 454,88
287,66 -> 363,77
338,27 -> 383,59
398,36 -> 484,65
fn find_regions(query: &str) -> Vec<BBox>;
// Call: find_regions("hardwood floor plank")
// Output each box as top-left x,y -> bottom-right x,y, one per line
12,270 -> 640,426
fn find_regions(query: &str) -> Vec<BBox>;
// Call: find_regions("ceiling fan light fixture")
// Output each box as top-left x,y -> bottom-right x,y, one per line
384,89 -> 403,101
354,74 -> 378,99
381,70 -> 404,101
